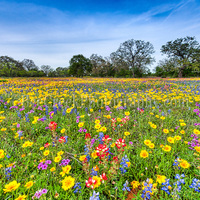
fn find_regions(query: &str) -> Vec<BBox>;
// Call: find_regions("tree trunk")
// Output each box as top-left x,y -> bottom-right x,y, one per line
132,70 -> 135,78
178,65 -> 186,78
178,69 -> 183,78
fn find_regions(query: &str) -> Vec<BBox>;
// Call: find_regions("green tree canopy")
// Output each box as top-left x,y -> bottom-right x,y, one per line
110,39 -> 155,77
22,59 -> 38,71
0,56 -> 24,77
55,67 -> 69,77
69,54 -> 92,77
90,54 -> 114,77
41,65 -> 53,76
161,36 -> 200,77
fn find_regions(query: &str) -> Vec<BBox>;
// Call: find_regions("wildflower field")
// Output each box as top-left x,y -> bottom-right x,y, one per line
1,77 -> 200,200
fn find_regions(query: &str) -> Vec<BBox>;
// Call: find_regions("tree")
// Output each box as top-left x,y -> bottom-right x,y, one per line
69,54 -> 92,77
110,39 -> 155,77
90,54 -> 105,76
0,56 -> 24,77
90,54 -> 114,77
41,65 -> 53,76
0,62 -> 16,77
55,67 -> 69,77
22,59 -> 38,71
161,36 -> 200,77
104,57 -> 115,77
154,58 -> 178,77
48,70 -> 57,77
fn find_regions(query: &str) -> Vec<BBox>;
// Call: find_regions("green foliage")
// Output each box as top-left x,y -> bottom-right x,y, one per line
69,54 -> 92,77
110,39 -> 155,77
160,36 -> 200,77
1,78 -> 200,199
1,36 -> 200,78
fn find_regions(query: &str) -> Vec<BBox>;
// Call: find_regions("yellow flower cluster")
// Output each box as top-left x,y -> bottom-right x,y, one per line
22,141 -> 33,148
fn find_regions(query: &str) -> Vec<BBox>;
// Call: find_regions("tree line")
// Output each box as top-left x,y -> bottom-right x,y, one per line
0,36 -> 200,78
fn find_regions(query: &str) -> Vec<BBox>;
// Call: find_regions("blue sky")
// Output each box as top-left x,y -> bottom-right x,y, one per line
0,0 -> 200,70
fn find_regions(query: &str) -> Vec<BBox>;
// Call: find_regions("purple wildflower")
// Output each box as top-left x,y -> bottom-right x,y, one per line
42,189 -> 48,194
42,164 -> 48,170
45,160 -> 52,165
38,163 -> 43,169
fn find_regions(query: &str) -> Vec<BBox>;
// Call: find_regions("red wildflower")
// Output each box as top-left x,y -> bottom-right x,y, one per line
113,156 -> 118,162
85,177 -> 94,188
115,138 -> 126,149
95,144 -> 109,159
124,116 -> 130,121
49,121 -> 57,131
100,173 -> 108,182
85,176 -> 101,189
140,109 -> 144,113
58,136 -> 66,143
111,118 -> 117,123
121,118 -> 127,123
44,143 -> 50,148
85,133 -> 91,139
102,135 -> 112,143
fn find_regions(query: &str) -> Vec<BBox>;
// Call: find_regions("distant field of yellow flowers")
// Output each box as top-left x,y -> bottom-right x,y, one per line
0,77 -> 200,200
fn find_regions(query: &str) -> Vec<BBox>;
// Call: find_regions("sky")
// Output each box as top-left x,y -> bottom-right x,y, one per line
0,0 -> 200,70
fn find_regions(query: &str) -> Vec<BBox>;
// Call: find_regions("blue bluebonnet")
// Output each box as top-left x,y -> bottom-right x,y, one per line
174,174 -> 185,185
161,179 -> 171,195
44,105 -> 48,115
52,142 -> 55,147
73,182 -> 81,194
74,108 -> 77,114
16,111 -> 21,119
122,181 -> 131,192
89,191 -> 100,200
62,108 -> 66,115
83,144 -> 91,162
70,108 -> 74,114
90,168 -> 98,177
141,179 -> 153,200
25,113 -> 30,122
98,132 -> 104,144
53,106 -> 57,114
173,157 -> 180,169
86,155 -> 91,162
189,178 -> 200,192
43,116 -> 47,121
84,145 -> 89,155
172,174 -> 185,199
17,131 -> 23,139
5,167 -> 12,180
107,147 -> 113,161
64,136 -> 68,144
58,103 -> 62,111
119,155 -> 129,174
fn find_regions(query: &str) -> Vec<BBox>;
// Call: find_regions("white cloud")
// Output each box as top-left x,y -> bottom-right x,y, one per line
0,1 -> 199,70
